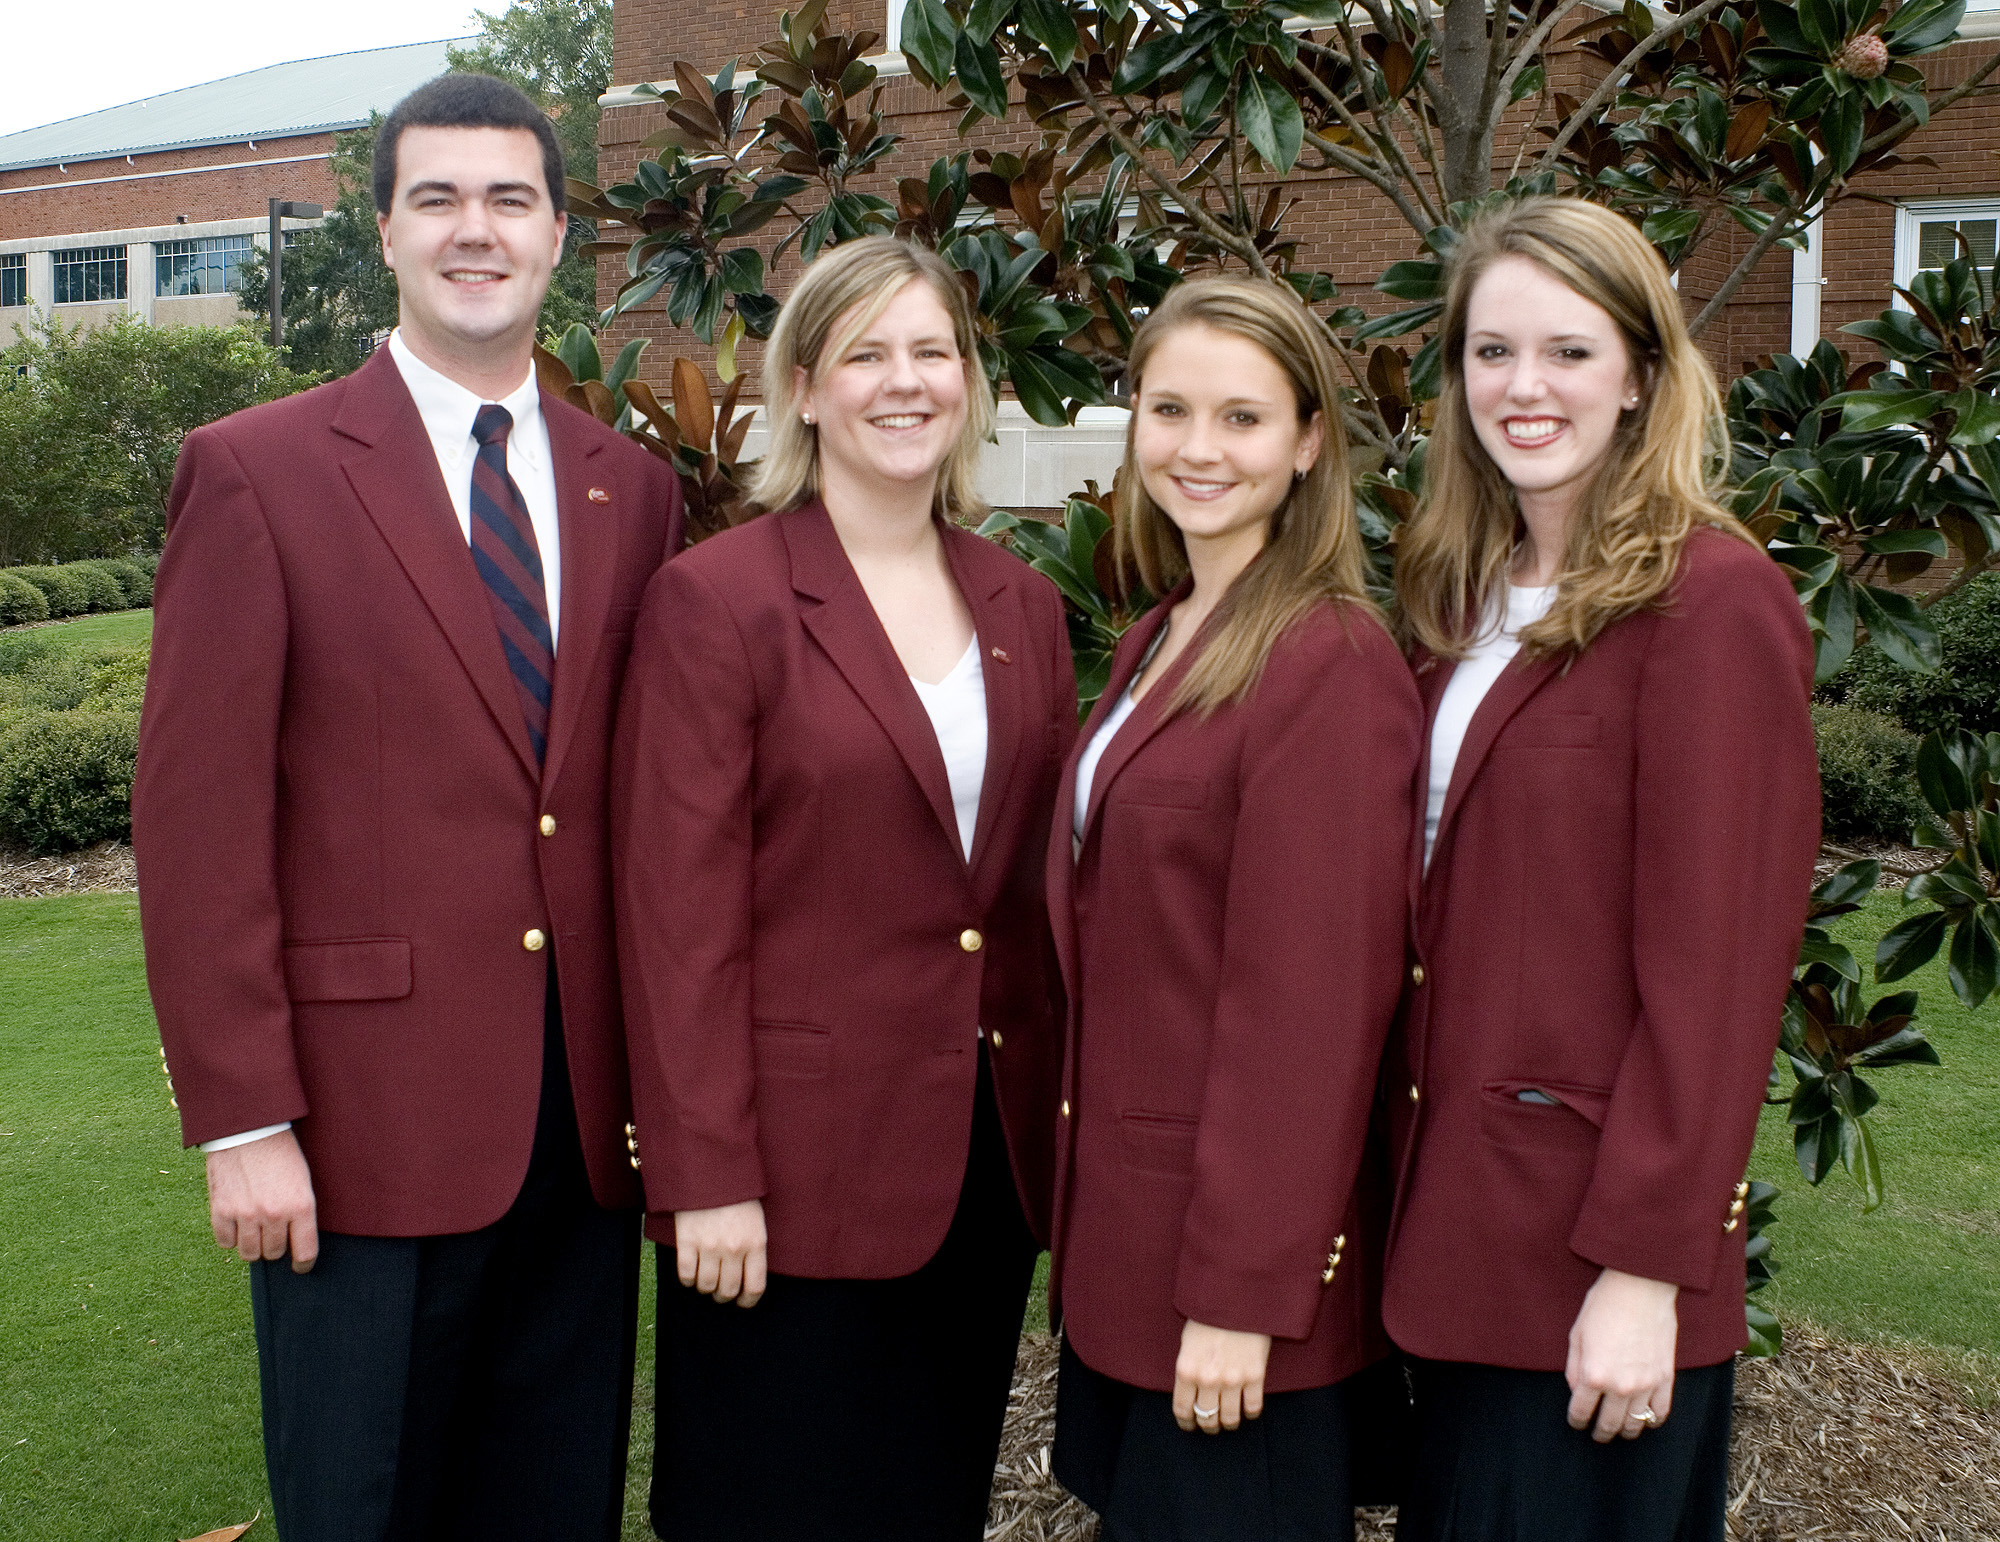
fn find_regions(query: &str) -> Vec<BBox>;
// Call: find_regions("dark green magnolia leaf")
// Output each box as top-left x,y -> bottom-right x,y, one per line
1114,20 -> 1209,93
1948,388 -> 2000,446
1409,334 -> 1443,403
1820,93 -> 1864,176
1812,572 -> 1858,683
1238,72 -> 1304,174
1796,0 -> 1840,54
1854,583 -> 1942,673
717,247 -> 764,295
1793,1112 -> 1835,1182
1179,63 -> 1231,128
1946,904 -> 2000,1006
966,0 -> 1015,43
1814,859 -> 1881,908
1773,542 -> 1840,590
1744,1301 -> 1783,1358
1075,649 -> 1113,713
1375,259 -> 1445,301
977,509 -> 1025,540
1860,529 -> 1950,557
604,338 -> 649,398
1833,1099 -> 1884,1210
899,0 -> 957,87
1756,0 -> 1815,53
1876,908 -> 1950,981
1008,347 -> 1101,426
737,291 -> 781,338
1641,209 -> 1701,250
1798,933 -> 1861,980
1882,0 -> 1966,52
1065,500 -> 1112,584
1020,0 -> 1079,68
1509,64 -> 1545,104
1907,855 -> 1987,909
1840,311 -> 1939,360
1915,729 -> 1987,817
954,32 -> 1010,120
555,322 -> 602,384
1853,1025 -> 1943,1067
1865,987 -> 1920,1023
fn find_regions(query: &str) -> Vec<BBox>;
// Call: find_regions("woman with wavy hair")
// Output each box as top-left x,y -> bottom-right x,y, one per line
1383,196 -> 1820,1540
1047,274 -> 1420,1540
614,235 -> 1074,1540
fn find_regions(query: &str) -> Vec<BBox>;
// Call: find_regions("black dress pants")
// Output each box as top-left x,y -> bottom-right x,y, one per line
249,966 -> 642,1542
649,1042 -> 1040,1542
1397,1357 -> 1734,1542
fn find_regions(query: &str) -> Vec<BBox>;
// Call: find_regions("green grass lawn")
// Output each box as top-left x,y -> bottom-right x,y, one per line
2,610 -> 154,653
1747,888 -> 2000,1402
0,886 -> 1991,1537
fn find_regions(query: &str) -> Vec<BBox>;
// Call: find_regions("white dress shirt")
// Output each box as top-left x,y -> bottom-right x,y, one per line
1073,625 -> 1167,844
907,636 -> 988,862
1423,583 -> 1556,870
203,334 -> 565,1155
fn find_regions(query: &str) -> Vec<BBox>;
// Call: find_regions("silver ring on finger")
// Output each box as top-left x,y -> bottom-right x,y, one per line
1192,1404 -> 1217,1419
1629,1408 -> 1657,1426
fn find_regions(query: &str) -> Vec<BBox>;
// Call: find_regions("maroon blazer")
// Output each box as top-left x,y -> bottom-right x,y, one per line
1047,591 -> 1422,1394
612,501 -> 1075,1276
134,346 -> 684,1236
1382,529 -> 1820,1371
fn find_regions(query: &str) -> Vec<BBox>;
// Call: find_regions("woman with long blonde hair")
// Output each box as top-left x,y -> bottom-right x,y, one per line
614,235 -> 1074,1540
1383,196 -> 1820,1540
1046,274 -> 1421,1540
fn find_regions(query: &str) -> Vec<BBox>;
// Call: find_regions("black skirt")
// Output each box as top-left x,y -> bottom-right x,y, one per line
648,1044 -> 1040,1542
1396,1357 -> 1735,1542
1053,1336 -> 1375,1542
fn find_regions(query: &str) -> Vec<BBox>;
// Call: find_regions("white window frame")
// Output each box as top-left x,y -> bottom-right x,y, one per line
1892,197 -> 2000,309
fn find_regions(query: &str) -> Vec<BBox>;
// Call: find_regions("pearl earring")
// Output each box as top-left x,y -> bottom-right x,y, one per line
802,413 -> 815,426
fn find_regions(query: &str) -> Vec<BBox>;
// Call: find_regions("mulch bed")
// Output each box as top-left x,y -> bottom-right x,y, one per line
0,838 -> 137,899
1815,838 -> 1952,892
988,1327 -> 1999,1541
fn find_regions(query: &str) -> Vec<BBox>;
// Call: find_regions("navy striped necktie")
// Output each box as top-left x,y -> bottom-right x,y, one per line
469,404 -> 553,765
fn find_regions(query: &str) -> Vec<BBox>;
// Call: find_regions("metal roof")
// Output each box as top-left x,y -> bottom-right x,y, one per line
0,40 -> 466,175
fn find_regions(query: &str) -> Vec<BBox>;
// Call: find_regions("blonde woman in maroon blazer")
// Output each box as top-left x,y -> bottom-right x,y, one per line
1047,276 -> 1421,1540
1384,198 -> 1820,1541
612,236 -> 1074,1541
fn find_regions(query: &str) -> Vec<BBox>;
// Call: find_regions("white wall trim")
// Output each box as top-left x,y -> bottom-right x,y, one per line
1789,208 -> 1825,356
0,152 -> 330,199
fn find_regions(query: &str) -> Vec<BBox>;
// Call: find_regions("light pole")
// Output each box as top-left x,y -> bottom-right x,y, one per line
267,199 -> 324,350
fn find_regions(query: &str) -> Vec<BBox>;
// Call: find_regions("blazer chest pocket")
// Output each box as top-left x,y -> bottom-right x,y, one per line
753,1021 -> 831,1080
1118,1109 -> 1198,1176
1504,712 -> 1601,750
1115,775 -> 1208,810
283,938 -> 412,1003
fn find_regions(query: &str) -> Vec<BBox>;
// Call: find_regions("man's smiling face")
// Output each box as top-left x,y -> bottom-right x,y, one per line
377,124 -> 565,364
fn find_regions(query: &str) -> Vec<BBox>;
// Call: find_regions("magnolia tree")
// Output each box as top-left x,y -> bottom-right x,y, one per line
540,0 -> 2000,1347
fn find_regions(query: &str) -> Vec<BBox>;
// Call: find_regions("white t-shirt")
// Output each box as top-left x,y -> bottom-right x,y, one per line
1423,584 -> 1557,869
908,636 -> 988,861
1074,625 -> 1169,843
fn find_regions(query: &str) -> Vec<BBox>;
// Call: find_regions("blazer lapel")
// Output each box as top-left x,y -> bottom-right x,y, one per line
785,503 -> 961,853
1407,647 -> 1451,919
540,402 -> 612,797
334,350 -> 539,780
1077,583 -> 1189,845
947,528 -> 1023,884
1422,646 -> 1565,895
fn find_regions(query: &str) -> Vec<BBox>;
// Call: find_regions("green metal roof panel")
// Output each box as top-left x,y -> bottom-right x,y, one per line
0,40 -> 464,174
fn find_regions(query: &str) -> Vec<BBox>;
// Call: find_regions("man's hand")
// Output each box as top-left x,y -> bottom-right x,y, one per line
205,1129 -> 319,1273
1566,1267 -> 1679,1441
1172,1320 -> 1272,1433
673,1199 -> 768,1307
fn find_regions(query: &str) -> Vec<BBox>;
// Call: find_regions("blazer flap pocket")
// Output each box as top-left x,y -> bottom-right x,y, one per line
1506,712 -> 1601,749
1116,775 -> 1208,810
1118,1109 -> 1198,1175
1485,1079 -> 1611,1127
283,938 -> 412,1003
752,1021 -> 831,1079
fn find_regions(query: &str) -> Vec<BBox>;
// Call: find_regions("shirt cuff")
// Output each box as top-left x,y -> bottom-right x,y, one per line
199,1122 -> 293,1153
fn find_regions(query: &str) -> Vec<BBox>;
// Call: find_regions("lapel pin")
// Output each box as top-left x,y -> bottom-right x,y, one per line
990,646 -> 1011,663
588,487 -> 610,503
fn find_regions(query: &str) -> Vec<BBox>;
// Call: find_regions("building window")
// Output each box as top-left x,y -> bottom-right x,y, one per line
155,234 -> 254,297
0,254 -> 24,308
52,245 -> 126,304
886,0 -> 907,50
1893,199 -> 2000,300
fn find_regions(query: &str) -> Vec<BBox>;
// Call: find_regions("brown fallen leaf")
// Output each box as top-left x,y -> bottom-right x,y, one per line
179,1512 -> 259,1542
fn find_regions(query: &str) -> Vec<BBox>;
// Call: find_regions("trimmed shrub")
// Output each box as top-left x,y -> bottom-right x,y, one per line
1833,573 -> 2000,736
94,557 -> 152,606
0,708 -> 139,854
1814,703 -> 1928,843
0,572 -> 48,626
11,565 -> 91,619
65,562 -> 126,613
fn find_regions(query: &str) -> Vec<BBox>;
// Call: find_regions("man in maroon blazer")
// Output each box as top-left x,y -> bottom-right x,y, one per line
133,75 -> 682,1540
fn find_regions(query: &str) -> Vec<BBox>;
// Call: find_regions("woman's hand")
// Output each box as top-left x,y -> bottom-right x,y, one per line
1565,1267 -> 1679,1441
673,1199 -> 768,1307
1172,1320 -> 1272,1434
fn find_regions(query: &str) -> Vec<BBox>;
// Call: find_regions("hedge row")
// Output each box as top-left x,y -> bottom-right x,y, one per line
1823,572 -> 2000,737
0,633 -> 146,854
0,555 -> 157,627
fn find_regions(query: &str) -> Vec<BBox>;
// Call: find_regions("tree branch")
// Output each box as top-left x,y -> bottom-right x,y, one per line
1918,544 -> 1999,606
1324,5 -> 1450,218
1493,0 -> 1594,113
1290,39 -> 1446,227
1064,65 -> 1273,277
1303,126 -> 1438,234
1534,0 -> 1733,175
1689,197 -> 1808,337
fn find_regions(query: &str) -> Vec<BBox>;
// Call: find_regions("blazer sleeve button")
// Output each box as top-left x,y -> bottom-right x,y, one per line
959,928 -> 984,953
523,929 -> 546,952
1734,1180 -> 1751,1199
